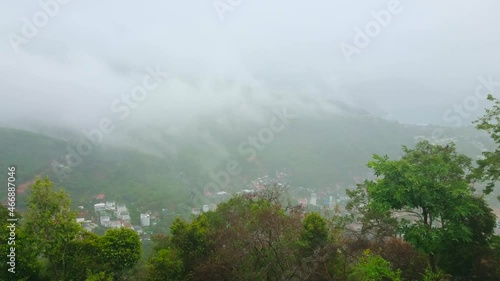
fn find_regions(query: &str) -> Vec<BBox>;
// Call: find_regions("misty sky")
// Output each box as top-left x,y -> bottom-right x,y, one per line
1,0 -> 500,130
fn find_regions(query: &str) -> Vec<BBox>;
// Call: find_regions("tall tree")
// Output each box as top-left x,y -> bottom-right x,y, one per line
366,141 -> 494,273
64,231 -> 107,280
24,177 -> 81,281
299,212 -> 329,251
99,228 -> 142,279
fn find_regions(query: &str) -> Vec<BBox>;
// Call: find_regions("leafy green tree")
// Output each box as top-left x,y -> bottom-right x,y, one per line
437,196 -> 497,278
169,215 -> 210,278
299,212 -> 328,250
349,249 -> 402,281
100,228 -> 142,278
421,265 -> 448,281
65,231 -> 107,281
24,177 -> 81,280
152,188 -> 325,281
147,248 -> 184,281
0,205 -> 43,281
84,271 -> 113,281
366,141 -> 494,272
473,94 -> 500,195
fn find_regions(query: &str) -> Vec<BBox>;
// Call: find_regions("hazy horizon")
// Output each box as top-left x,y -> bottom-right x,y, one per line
1,0 -> 500,131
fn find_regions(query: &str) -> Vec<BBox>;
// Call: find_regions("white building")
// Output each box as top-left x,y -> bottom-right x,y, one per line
115,204 -> 127,217
118,211 -> 130,221
140,214 -> 150,227
105,201 -> 116,210
191,208 -> 201,216
94,203 -> 106,212
83,222 -> 98,232
203,205 -> 209,212
100,214 -> 110,226
117,203 -> 127,212
310,192 -> 317,206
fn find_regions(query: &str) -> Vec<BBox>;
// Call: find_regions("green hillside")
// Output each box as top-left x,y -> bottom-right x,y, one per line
0,116 -> 495,212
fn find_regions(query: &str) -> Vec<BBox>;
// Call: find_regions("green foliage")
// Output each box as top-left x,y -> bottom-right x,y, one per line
24,177 -> 82,280
0,127 -> 66,199
84,271 -> 113,281
349,249 -> 402,281
65,231 -> 106,280
64,227 -> 142,280
365,141 -> 496,274
367,142 -> 472,241
100,228 -> 142,277
437,196 -> 497,277
421,265 -> 448,281
169,215 -> 210,276
299,212 -> 329,250
473,94 -> 500,194
0,205 -> 43,281
346,182 -> 399,241
147,248 -> 184,281
149,191 -> 339,280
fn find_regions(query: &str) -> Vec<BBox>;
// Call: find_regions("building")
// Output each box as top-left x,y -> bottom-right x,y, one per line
116,203 -> 127,213
83,222 -> 98,232
140,214 -> 150,227
191,208 -> 201,216
94,203 -> 106,212
105,201 -> 116,210
310,192 -> 317,206
203,205 -> 209,212
100,214 -> 110,226
115,203 -> 127,217
109,220 -> 122,229
118,211 -> 131,221
122,221 -> 134,230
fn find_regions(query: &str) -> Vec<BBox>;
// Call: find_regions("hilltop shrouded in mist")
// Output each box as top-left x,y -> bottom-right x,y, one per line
1,0 -> 499,132
2,0 -> 499,204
